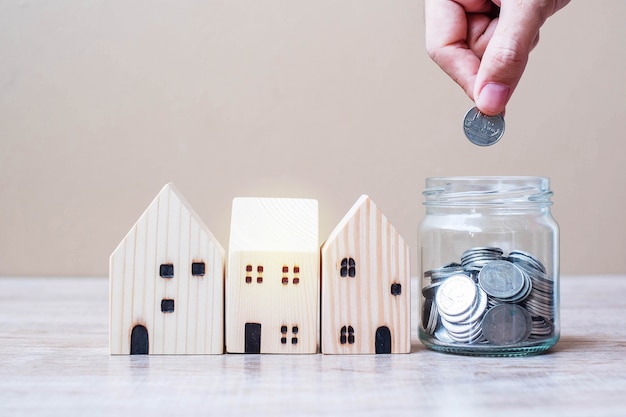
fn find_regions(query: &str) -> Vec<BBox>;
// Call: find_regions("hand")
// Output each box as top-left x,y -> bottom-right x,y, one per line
425,0 -> 570,115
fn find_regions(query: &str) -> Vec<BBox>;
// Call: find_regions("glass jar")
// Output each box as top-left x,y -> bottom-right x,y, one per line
418,176 -> 559,356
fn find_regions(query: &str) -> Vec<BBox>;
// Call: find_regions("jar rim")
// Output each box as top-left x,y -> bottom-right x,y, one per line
423,176 -> 553,206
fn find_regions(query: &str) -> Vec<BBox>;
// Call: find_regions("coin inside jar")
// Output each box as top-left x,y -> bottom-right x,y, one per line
481,304 -> 532,345
435,274 -> 477,317
478,260 -> 527,300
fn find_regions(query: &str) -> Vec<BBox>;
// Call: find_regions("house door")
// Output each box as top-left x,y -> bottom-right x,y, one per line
375,326 -> 392,354
130,324 -> 149,355
245,323 -> 262,353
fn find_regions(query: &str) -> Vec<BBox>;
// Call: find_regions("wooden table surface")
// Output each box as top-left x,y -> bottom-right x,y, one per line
1,275 -> 625,417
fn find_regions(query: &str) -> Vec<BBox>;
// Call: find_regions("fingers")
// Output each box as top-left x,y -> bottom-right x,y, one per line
474,0 -> 557,115
425,0 -> 493,99
426,0 -> 570,116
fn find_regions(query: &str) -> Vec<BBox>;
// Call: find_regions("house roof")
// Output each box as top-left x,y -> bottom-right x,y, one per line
322,194 -> 405,250
110,182 -> 224,258
229,197 -> 318,252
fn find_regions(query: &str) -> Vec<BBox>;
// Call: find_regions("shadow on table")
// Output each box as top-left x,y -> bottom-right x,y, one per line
547,335 -> 601,354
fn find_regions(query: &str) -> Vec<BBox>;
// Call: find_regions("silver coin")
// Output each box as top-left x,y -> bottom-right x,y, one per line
436,275 -> 477,317
529,316 -> 554,339
478,260 -> 526,300
463,107 -> 505,146
465,287 -> 489,323
507,250 -> 546,273
482,304 -> 532,345
425,263 -> 465,282
422,297 -> 439,335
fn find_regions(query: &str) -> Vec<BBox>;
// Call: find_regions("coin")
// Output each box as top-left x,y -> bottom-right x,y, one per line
435,275 -> 477,317
463,107 -> 505,146
478,260 -> 528,301
461,247 -> 504,272
481,304 -> 532,345
422,297 -> 438,335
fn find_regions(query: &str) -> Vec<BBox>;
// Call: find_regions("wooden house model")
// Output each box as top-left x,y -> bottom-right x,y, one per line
110,183 -> 225,355
321,195 -> 410,354
226,197 -> 319,353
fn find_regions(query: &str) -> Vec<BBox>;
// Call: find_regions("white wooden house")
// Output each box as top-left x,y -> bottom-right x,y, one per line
109,183 -> 225,354
321,195 -> 410,354
226,197 -> 319,353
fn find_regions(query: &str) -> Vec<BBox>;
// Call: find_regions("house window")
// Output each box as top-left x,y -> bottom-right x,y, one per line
282,265 -> 289,285
391,283 -> 402,296
160,263 -> 174,278
340,258 -> 356,278
281,265 -> 301,285
192,262 -> 206,276
281,324 -> 299,345
340,326 -> 355,344
161,299 -> 175,313
293,265 -> 300,284
245,264 -> 264,283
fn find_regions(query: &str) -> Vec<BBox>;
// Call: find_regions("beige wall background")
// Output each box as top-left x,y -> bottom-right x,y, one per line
1,1 -> 625,277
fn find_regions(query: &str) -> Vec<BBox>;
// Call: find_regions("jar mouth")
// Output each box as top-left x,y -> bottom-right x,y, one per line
423,176 -> 553,206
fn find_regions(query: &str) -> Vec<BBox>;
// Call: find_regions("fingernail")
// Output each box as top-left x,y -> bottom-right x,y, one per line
477,83 -> 510,115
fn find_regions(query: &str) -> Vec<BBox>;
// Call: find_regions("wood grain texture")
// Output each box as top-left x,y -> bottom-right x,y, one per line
226,198 -> 319,353
2,275 -> 626,417
109,183 -> 225,354
321,195 -> 411,354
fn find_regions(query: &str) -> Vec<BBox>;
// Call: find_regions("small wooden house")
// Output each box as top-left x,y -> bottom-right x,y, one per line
321,195 -> 410,354
110,183 -> 225,354
226,197 -> 319,353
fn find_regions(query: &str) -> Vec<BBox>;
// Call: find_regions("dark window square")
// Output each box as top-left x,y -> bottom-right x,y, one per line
340,266 -> 348,277
292,326 -> 298,334
281,325 -> 288,334
160,263 -> 174,278
281,337 -> 287,344
192,262 -> 205,276
348,267 -> 356,277
161,299 -> 175,313
257,265 -> 263,273
282,266 -> 289,273
348,335 -> 355,344
293,278 -> 300,285
293,266 -> 300,273
246,265 -> 253,272
340,335 -> 347,344
391,283 -> 402,296
257,277 -> 263,284
291,337 -> 298,345
282,277 -> 289,285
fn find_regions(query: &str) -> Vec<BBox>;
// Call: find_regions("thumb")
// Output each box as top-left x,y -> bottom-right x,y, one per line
474,1 -> 547,115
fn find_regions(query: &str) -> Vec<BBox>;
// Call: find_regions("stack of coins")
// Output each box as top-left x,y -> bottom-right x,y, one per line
506,250 -> 555,339
422,247 -> 555,346
421,263 -> 465,335
436,274 -> 488,343
461,247 -> 504,272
